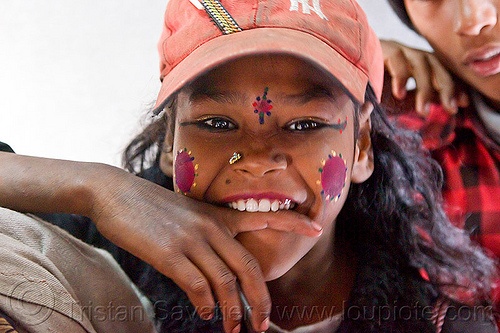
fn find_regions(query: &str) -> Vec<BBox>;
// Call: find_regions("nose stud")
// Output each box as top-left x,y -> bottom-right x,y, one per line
229,152 -> 242,165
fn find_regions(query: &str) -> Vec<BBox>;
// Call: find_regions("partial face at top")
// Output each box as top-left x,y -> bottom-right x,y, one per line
164,55 -> 372,280
404,0 -> 500,106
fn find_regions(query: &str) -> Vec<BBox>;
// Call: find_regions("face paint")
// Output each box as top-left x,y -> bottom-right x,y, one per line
329,117 -> 347,134
175,148 -> 198,194
253,87 -> 273,124
317,150 -> 347,202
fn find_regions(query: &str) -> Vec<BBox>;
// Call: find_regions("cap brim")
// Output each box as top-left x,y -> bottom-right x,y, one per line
153,28 -> 368,113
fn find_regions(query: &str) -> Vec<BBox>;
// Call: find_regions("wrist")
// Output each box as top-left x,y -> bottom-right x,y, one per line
82,162 -> 129,222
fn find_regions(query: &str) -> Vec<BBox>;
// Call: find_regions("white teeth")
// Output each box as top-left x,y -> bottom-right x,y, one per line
271,200 -> 279,212
229,199 -> 295,212
246,199 -> 259,212
258,199 -> 271,212
284,199 -> 290,210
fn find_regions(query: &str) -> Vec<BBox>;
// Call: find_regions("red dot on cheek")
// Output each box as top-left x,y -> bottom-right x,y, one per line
175,151 -> 195,193
321,156 -> 347,198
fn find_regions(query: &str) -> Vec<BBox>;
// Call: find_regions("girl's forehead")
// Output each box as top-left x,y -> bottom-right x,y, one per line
184,55 -> 347,98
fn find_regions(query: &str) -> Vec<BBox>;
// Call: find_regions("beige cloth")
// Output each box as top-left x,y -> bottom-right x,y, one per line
0,207 -> 157,333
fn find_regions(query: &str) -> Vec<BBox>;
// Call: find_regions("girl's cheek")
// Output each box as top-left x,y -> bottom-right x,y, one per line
174,148 -> 198,195
313,117 -> 350,204
317,150 -> 347,203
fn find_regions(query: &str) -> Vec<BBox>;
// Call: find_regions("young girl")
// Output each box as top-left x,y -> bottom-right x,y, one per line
0,0 -> 497,332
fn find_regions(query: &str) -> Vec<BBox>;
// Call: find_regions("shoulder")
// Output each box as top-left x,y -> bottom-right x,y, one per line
390,104 -> 457,151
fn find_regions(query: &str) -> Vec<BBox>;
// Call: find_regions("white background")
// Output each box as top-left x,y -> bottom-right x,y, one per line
0,1 -> 429,166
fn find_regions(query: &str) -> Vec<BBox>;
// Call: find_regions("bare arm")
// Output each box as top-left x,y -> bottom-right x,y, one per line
0,152 -> 322,333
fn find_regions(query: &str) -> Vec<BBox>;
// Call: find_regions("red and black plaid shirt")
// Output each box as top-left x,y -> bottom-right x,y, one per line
396,103 -> 500,257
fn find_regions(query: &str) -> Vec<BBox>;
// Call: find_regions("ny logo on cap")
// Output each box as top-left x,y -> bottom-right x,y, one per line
289,0 -> 328,20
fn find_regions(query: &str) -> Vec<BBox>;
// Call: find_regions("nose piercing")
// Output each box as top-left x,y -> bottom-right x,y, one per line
229,152 -> 242,165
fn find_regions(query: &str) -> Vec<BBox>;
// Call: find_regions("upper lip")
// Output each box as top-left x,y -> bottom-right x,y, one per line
463,43 -> 500,65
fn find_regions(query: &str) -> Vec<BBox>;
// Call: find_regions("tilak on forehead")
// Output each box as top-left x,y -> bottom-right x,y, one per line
253,87 -> 273,124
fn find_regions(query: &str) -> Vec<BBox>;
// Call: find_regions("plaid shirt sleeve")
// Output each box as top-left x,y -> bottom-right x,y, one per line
394,104 -> 500,258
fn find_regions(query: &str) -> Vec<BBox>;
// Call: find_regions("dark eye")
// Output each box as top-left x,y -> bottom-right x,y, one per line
285,119 -> 325,131
198,117 -> 236,131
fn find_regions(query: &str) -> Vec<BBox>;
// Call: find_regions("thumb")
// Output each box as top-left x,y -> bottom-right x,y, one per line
221,208 -> 323,238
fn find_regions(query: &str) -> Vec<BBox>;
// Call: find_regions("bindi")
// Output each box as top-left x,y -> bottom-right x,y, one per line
253,87 -> 273,124
317,150 -> 347,202
174,148 -> 198,195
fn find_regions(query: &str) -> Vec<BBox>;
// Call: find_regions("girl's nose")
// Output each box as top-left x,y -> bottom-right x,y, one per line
232,148 -> 288,178
454,0 -> 497,36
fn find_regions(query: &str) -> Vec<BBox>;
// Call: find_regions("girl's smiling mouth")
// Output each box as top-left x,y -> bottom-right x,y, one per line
221,193 -> 302,212
227,198 -> 296,212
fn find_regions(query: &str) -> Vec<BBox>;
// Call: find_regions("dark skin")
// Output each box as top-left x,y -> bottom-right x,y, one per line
266,233 -> 357,330
0,54 -> 374,333
0,152 -> 322,332
160,55 -> 374,333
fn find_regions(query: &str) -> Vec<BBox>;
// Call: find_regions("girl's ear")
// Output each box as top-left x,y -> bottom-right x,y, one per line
351,102 -> 374,183
159,120 -> 175,178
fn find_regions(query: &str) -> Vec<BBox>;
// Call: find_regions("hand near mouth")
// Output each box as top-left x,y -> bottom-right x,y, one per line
219,205 -> 323,236
0,154 -> 323,333
85,166 -> 322,333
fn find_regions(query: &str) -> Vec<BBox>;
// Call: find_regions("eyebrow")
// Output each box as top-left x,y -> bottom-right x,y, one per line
189,89 -> 249,105
189,84 -> 336,105
278,87 -> 337,105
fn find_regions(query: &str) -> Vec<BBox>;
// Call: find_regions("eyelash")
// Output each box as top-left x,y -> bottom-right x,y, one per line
285,119 -> 327,132
195,117 -> 237,131
189,117 -> 327,132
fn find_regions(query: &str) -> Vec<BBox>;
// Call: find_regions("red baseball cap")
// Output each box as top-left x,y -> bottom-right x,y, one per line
153,0 -> 383,112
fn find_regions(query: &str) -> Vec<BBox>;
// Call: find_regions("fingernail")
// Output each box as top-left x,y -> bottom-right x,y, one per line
311,222 -> 323,232
232,324 -> 241,333
421,102 -> 431,116
397,88 -> 407,100
260,317 -> 270,331
449,99 -> 458,114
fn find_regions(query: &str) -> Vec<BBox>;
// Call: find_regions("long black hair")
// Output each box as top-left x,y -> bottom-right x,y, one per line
123,84 -> 495,332
336,86 -> 496,332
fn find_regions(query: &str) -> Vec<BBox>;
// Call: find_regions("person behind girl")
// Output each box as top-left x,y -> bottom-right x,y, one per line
382,0 -> 500,273
0,0 -> 497,332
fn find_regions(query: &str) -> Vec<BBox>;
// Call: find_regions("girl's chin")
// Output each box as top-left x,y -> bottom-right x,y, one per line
236,230 -> 311,281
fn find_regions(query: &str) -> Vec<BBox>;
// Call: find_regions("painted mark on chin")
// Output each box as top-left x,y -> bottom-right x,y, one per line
174,148 -> 198,195
317,150 -> 347,202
